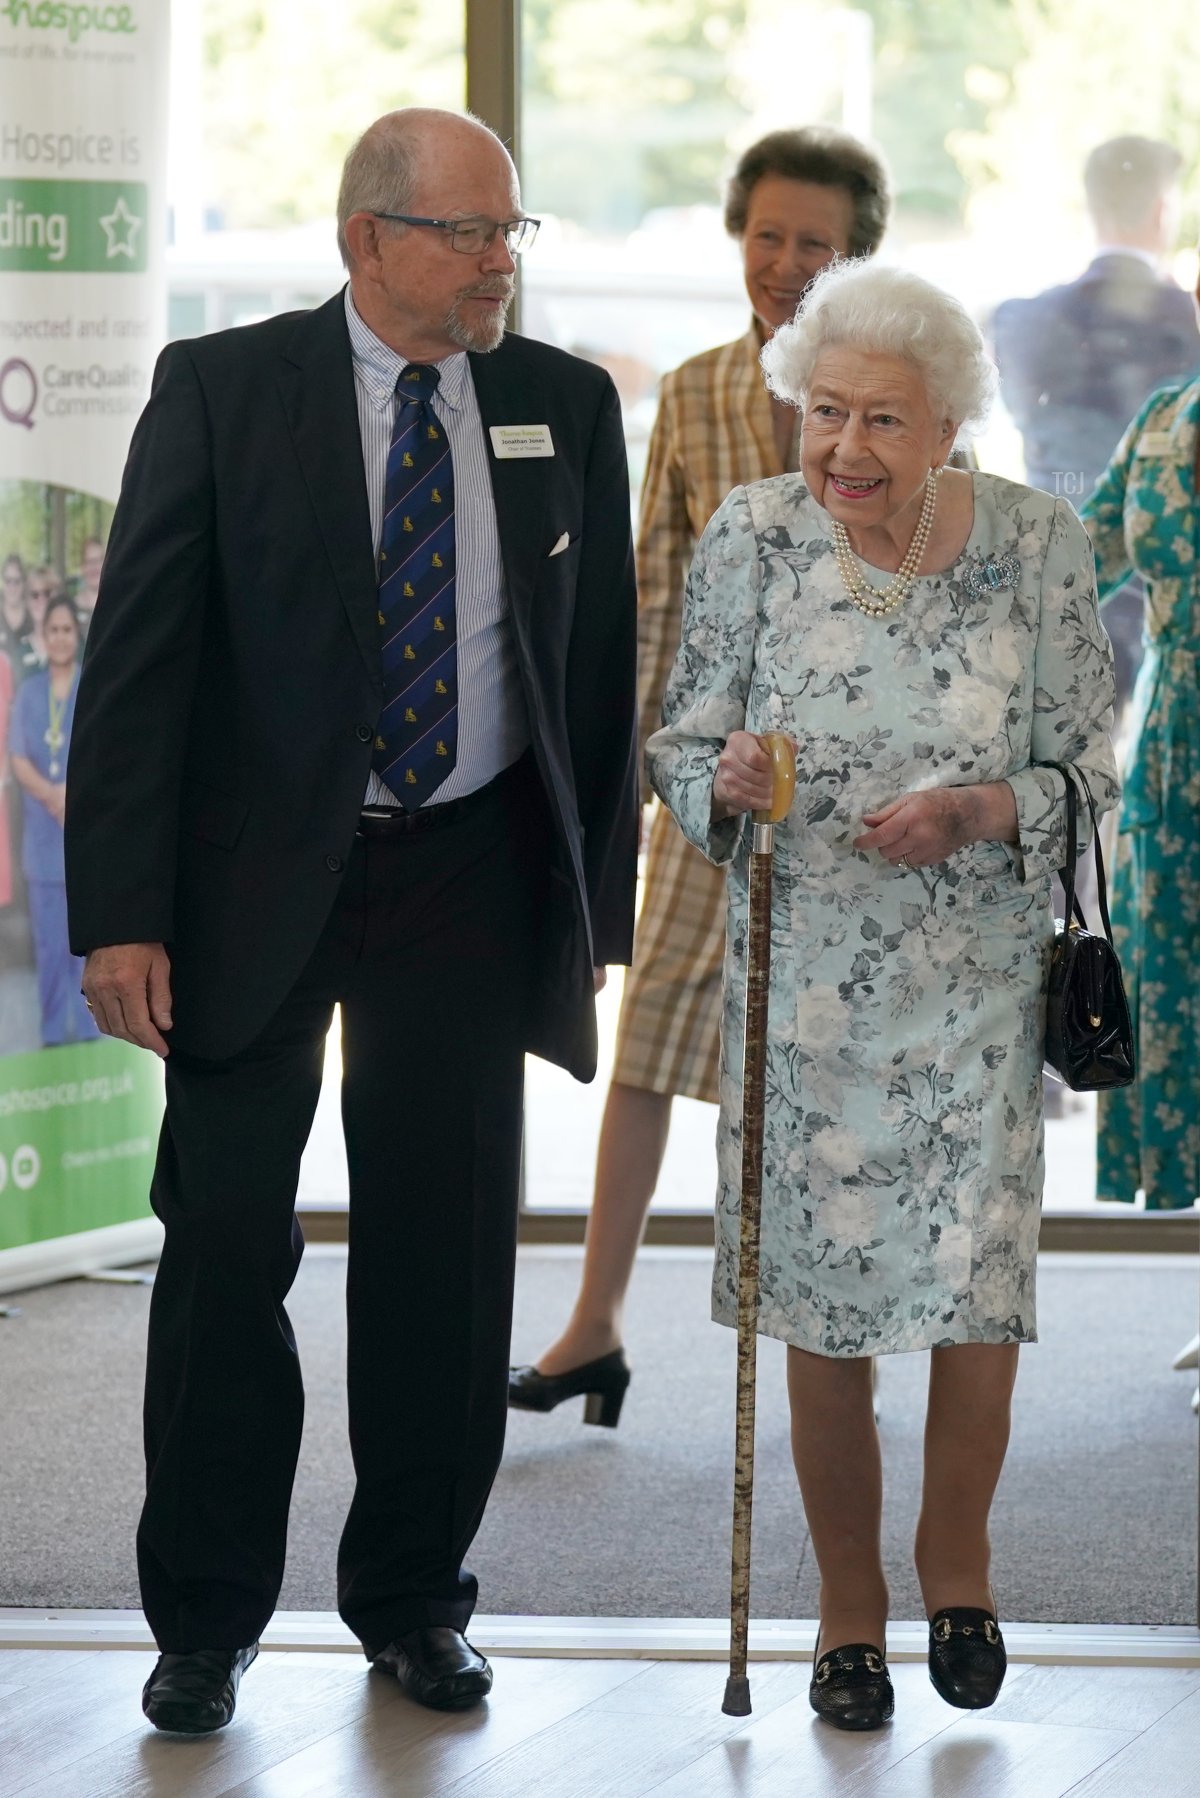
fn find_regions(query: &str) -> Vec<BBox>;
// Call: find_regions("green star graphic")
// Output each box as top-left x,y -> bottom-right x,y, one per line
98,195 -> 143,260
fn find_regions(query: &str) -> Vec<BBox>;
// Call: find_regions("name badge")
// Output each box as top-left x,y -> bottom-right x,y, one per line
489,424 -> 555,459
1133,430 -> 1180,458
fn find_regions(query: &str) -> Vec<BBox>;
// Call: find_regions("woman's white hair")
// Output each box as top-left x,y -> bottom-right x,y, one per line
760,258 -> 997,436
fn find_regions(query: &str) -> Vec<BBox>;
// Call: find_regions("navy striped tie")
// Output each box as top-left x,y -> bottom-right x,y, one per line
373,363 -> 457,807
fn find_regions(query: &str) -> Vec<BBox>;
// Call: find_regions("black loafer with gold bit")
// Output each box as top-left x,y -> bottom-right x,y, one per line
809,1636 -> 895,1731
927,1605 -> 1007,1709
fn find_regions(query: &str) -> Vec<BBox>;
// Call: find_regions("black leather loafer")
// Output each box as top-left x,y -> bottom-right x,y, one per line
142,1643 -> 259,1734
928,1605 -> 1007,1709
373,1627 -> 493,1711
809,1636 -> 894,1731
507,1349 -> 631,1427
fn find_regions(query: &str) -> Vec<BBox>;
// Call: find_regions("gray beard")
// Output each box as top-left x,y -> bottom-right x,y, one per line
444,291 -> 511,353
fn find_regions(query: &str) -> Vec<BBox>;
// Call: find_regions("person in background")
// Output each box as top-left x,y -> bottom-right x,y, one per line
8,597 -> 98,1046
1,553 -> 40,681
649,258 -> 1117,1730
71,535 -> 106,636
992,136 -> 1200,716
1082,243 -> 1200,1213
509,126 -> 890,1425
25,564 -> 64,667
0,557 -> 32,908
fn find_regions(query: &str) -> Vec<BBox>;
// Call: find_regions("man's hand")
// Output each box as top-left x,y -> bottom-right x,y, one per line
45,784 -> 67,826
82,943 -> 174,1057
712,731 -> 776,821
854,782 -> 1018,868
593,966 -> 607,994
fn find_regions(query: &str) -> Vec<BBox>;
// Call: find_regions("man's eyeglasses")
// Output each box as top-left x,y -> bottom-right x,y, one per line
371,212 -> 541,255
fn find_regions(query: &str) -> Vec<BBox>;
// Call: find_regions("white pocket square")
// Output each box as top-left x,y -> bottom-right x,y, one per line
548,531 -> 571,558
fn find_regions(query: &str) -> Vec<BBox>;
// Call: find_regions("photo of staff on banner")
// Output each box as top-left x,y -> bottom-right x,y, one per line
1,478 -> 110,1058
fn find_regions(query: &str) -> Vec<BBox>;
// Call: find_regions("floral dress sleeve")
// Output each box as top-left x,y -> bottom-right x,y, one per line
645,484 -> 760,866
1004,497 -> 1120,882
1081,400 -> 1149,599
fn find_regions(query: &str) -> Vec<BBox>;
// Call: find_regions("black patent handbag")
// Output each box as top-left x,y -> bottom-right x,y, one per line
1041,762 -> 1135,1091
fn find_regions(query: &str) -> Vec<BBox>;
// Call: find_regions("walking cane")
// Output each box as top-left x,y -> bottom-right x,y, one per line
722,730 -> 796,1718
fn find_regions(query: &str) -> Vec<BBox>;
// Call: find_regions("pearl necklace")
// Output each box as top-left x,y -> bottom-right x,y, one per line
830,468 -> 940,619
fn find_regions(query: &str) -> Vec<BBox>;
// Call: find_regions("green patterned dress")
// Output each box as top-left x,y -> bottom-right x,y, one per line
647,472 -> 1118,1356
1084,378 -> 1200,1210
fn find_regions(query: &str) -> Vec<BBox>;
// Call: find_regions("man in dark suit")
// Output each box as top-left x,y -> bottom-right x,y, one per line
992,135 -> 1200,705
65,108 -> 637,1733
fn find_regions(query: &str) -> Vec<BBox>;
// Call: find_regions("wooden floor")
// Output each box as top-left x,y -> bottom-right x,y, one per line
2,1648 -> 1199,1797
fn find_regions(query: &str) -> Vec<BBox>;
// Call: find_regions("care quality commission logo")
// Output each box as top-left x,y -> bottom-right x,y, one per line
0,1145 -> 41,1191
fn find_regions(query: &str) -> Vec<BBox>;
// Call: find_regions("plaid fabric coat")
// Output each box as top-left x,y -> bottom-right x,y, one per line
613,325 -> 784,1102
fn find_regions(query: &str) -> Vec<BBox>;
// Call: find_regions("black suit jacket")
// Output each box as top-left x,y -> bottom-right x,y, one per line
66,292 -> 638,1079
992,254 -> 1200,496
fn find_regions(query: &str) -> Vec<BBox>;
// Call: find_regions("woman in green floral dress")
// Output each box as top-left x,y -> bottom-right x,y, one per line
1083,314 -> 1200,1211
647,260 -> 1118,1728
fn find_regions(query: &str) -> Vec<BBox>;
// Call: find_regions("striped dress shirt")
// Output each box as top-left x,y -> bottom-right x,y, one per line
344,288 -> 529,806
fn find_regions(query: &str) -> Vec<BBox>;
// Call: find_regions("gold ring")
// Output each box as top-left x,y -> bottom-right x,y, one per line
84,997 -> 94,1012
898,854 -> 911,871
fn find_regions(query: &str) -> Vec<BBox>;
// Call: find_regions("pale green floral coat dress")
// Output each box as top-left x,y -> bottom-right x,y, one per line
646,472 -> 1118,1357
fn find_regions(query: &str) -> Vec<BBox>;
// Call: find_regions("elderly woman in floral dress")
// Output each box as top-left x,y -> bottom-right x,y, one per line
647,260 -> 1118,1731
511,127 -> 890,1424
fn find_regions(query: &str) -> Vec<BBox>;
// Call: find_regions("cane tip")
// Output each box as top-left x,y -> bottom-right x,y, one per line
722,1675 -> 752,1716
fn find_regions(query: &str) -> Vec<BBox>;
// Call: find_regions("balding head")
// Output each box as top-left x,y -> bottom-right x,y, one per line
337,109 -> 515,271
337,108 -> 523,360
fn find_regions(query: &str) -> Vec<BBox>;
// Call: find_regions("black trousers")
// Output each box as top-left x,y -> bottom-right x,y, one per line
138,760 -> 546,1656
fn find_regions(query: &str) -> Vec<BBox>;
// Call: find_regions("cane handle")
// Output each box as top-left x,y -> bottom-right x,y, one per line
752,732 -> 796,825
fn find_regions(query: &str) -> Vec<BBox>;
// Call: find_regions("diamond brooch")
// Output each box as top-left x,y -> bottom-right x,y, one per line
961,551 -> 1020,599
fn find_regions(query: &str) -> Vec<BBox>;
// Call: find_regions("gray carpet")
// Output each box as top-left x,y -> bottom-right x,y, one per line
0,1248 -> 1195,1624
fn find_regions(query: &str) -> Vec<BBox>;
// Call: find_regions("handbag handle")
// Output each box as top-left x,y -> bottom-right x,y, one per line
1041,761 -> 1114,946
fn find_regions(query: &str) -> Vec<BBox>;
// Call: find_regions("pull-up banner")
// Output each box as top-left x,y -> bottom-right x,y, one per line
0,0 -> 168,1286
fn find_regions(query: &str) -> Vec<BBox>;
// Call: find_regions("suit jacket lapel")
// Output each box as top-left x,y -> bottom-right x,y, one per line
277,293 -> 381,688
468,342 -> 549,627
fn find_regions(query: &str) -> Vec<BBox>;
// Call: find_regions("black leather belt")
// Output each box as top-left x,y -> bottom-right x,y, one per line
356,753 -> 531,838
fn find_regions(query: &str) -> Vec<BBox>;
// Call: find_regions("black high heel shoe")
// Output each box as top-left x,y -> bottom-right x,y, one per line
927,1598 -> 1007,1709
507,1349 -> 631,1427
809,1631 -> 894,1731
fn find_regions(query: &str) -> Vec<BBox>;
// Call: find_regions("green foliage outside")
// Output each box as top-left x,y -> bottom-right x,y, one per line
521,0 -> 747,229
201,0 -> 464,230
952,0 -> 1200,248
520,0 -> 1024,230
200,0 -> 1200,246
